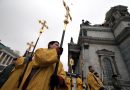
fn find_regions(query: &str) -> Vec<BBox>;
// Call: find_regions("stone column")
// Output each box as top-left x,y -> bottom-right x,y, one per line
5,56 -> 11,65
0,54 -> 7,64
6,57 -> 13,65
0,52 -> 4,62
8,58 -> 13,65
81,44 -> 84,80
2,55 -> 10,65
0,52 -> 4,57
83,43 -> 89,84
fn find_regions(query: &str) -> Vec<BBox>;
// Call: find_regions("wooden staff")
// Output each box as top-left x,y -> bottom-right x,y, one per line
50,1 -> 72,90
18,20 -> 48,87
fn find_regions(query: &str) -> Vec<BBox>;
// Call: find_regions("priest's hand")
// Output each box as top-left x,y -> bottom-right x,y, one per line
56,47 -> 63,56
50,74 -> 64,88
50,74 -> 59,88
58,75 -> 65,87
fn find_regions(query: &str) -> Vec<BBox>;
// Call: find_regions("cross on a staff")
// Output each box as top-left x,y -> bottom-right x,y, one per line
39,20 -> 48,33
69,58 -> 74,73
26,41 -> 34,52
63,0 -> 72,25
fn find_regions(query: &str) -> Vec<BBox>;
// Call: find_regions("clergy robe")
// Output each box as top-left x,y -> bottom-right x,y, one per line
86,72 -> 102,90
65,77 -> 73,90
18,48 -> 67,90
76,77 -> 83,90
1,48 -> 67,90
0,57 -> 25,90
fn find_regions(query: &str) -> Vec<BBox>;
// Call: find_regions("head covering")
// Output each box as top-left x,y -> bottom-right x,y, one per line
48,41 -> 59,49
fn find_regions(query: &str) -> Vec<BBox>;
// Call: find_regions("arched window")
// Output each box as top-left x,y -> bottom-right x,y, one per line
103,57 -> 113,80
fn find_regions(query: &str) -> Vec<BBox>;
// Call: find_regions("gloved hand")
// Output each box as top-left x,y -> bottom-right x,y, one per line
58,76 -> 64,87
50,74 -> 59,88
56,47 -> 63,56
50,74 -> 64,89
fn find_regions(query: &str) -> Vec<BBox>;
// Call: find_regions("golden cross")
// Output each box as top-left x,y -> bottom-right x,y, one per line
70,58 -> 74,66
63,0 -> 72,25
39,20 -> 48,33
69,58 -> 74,73
26,41 -> 34,51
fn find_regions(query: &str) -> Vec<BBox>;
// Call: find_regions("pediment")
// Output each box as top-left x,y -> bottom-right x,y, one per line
96,49 -> 114,56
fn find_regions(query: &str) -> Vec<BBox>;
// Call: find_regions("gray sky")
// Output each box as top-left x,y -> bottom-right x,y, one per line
0,0 -> 130,71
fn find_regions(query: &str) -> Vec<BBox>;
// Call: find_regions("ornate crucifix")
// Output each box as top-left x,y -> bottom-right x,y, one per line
39,20 -> 48,33
26,41 -> 34,52
51,1 -> 72,90
18,20 -> 48,87
70,58 -> 74,73
63,0 -> 72,25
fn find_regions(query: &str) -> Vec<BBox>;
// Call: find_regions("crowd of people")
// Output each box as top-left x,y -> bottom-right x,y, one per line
0,40 -> 122,90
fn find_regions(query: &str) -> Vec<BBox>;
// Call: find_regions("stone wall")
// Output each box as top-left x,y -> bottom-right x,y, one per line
114,21 -> 130,37
87,30 -> 114,38
84,44 -> 130,80
119,36 -> 130,75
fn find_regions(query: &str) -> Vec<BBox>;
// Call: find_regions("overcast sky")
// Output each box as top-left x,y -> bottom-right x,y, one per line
0,0 -> 130,71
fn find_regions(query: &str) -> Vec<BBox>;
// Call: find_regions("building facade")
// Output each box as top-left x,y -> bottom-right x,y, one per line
0,42 -> 19,72
68,5 -> 130,90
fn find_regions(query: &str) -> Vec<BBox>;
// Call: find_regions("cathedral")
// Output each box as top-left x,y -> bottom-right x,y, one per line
68,5 -> 130,89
